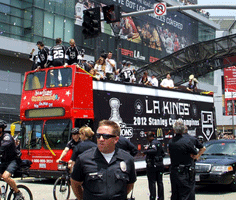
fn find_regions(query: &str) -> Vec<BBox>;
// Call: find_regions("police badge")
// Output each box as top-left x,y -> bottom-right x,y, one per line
120,161 -> 127,172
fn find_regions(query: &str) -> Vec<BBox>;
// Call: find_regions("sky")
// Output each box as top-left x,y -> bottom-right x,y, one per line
197,0 -> 236,17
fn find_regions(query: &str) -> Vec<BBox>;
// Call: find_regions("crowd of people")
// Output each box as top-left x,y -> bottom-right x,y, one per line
29,38 -> 200,92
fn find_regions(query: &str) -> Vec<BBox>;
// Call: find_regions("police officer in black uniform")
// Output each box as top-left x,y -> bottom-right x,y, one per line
116,135 -> 138,157
36,41 -> 49,70
71,120 -> 136,200
0,120 -> 23,199
144,131 -> 165,200
65,39 -> 80,66
168,120 -> 203,200
56,127 -> 80,163
70,126 -> 97,166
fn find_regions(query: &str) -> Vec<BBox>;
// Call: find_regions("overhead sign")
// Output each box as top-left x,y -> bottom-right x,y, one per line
154,3 -> 167,16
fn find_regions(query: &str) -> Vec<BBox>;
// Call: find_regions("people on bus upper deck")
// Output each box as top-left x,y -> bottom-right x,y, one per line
105,51 -> 117,80
94,56 -> 106,80
150,75 -> 158,87
28,48 -> 38,70
187,74 -> 198,92
160,73 -> 174,89
48,38 -> 66,67
139,71 -> 151,85
36,41 -> 49,70
70,126 -> 97,168
0,120 -> 23,199
56,127 -> 81,163
65,39 -> 80,66
119,61 -> 136,83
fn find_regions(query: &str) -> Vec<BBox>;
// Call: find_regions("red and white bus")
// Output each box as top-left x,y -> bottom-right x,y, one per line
20,65 -> 216,178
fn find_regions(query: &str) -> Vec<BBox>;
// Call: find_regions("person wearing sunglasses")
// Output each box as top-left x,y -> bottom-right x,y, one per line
71,120 -> 136,200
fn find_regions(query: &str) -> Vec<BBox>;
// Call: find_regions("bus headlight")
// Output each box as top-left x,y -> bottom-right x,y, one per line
211,165 -> 233,172
57,164 -> 67,171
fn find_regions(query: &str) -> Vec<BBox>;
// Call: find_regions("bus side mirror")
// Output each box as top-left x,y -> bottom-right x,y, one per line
10,124 -> 16,136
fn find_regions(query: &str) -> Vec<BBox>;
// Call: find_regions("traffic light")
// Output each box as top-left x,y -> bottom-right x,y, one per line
82,7 -> 101,39
102,5 -> 121,23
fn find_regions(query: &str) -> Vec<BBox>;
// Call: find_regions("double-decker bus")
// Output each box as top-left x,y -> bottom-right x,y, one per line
20,65 -> 216,178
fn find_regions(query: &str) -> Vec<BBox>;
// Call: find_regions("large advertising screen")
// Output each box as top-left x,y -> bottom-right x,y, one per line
74,0 -> 199,63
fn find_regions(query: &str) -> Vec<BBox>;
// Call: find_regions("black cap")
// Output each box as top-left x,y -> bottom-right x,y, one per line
122,60 -> 126,65
126,61 -> 132,65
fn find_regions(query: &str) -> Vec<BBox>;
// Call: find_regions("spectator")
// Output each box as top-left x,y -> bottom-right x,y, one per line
48,38 -> 66,67
187,75 -> 198,92
70,126 -> 97,168
65,39 -> 80,66
36,41 -> 49,70
71,120 -> 136,200
160,73 -> 174,89
105,51 -> 116,80
56,128 -> 80,163
150,75 -> 158,87
94,57 -> 106,80
28,48 -> 38,71
139,71 -> 151,85
119,61 -> 135,83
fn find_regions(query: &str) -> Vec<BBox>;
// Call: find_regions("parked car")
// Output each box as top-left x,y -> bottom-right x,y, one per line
195,139 -> 236,191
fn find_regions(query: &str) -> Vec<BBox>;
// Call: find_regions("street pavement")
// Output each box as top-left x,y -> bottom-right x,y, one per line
11,173 -> 236,200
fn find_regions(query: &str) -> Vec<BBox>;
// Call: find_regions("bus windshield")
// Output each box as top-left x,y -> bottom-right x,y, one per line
46,68 -> 72,88
43,119 -> 72,150
24,71 -> 45,90
21,121 -> 43,149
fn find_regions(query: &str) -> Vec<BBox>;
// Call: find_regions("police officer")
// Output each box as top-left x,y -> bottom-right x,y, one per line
0,120 -> 23,199
168,120 -> 203,200
71,120 -> 136,200
56,127 -> 80,163
183,126 -> 206,159
70,126 -> 97,167
116,135 -> 138,157
144,131 -> 165,200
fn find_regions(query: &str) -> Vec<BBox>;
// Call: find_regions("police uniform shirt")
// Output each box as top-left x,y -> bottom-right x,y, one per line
71,147 -> 136,200
168,135 -> 197,167
37,47 -> 49,68
48,44 -> 66,67
71,140 -> 97,162
183,134 -> 203,150
0,132 -> 18,162
116,136 -> 138,157
144,140 -> 165,166
66,139 -> 80,150
65,46 -> 80,65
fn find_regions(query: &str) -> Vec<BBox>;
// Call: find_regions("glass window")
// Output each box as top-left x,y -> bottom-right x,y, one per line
21,121 -> 43,150
65,0 -> 75,18
204,142 -> 236,156
34,0 -> 45,8
43,119 -> 71,150
54,15 -> 64,39
46,68 -> 72,88
34,9 -> 44,36
64,18 -> 74,42
24,71 -> 45,90
44,12 -> 54,38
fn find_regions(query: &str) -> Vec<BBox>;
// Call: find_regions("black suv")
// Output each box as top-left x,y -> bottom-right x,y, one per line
195,139 -> 236,191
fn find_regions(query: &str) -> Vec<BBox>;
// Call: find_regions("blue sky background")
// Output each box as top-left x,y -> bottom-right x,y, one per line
197,0 -> 236,16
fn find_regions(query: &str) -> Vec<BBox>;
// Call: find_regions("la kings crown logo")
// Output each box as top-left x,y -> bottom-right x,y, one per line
109,98 -> 133,138
201,111 -> 214,141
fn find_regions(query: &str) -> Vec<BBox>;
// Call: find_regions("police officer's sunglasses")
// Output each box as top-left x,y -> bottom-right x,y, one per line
96,133 -> 117,139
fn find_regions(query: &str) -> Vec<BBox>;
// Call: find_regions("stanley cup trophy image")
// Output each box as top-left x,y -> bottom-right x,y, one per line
109,98 -> 123,125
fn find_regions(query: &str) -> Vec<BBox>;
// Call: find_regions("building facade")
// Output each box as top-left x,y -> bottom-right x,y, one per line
0,0 -> 218,130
